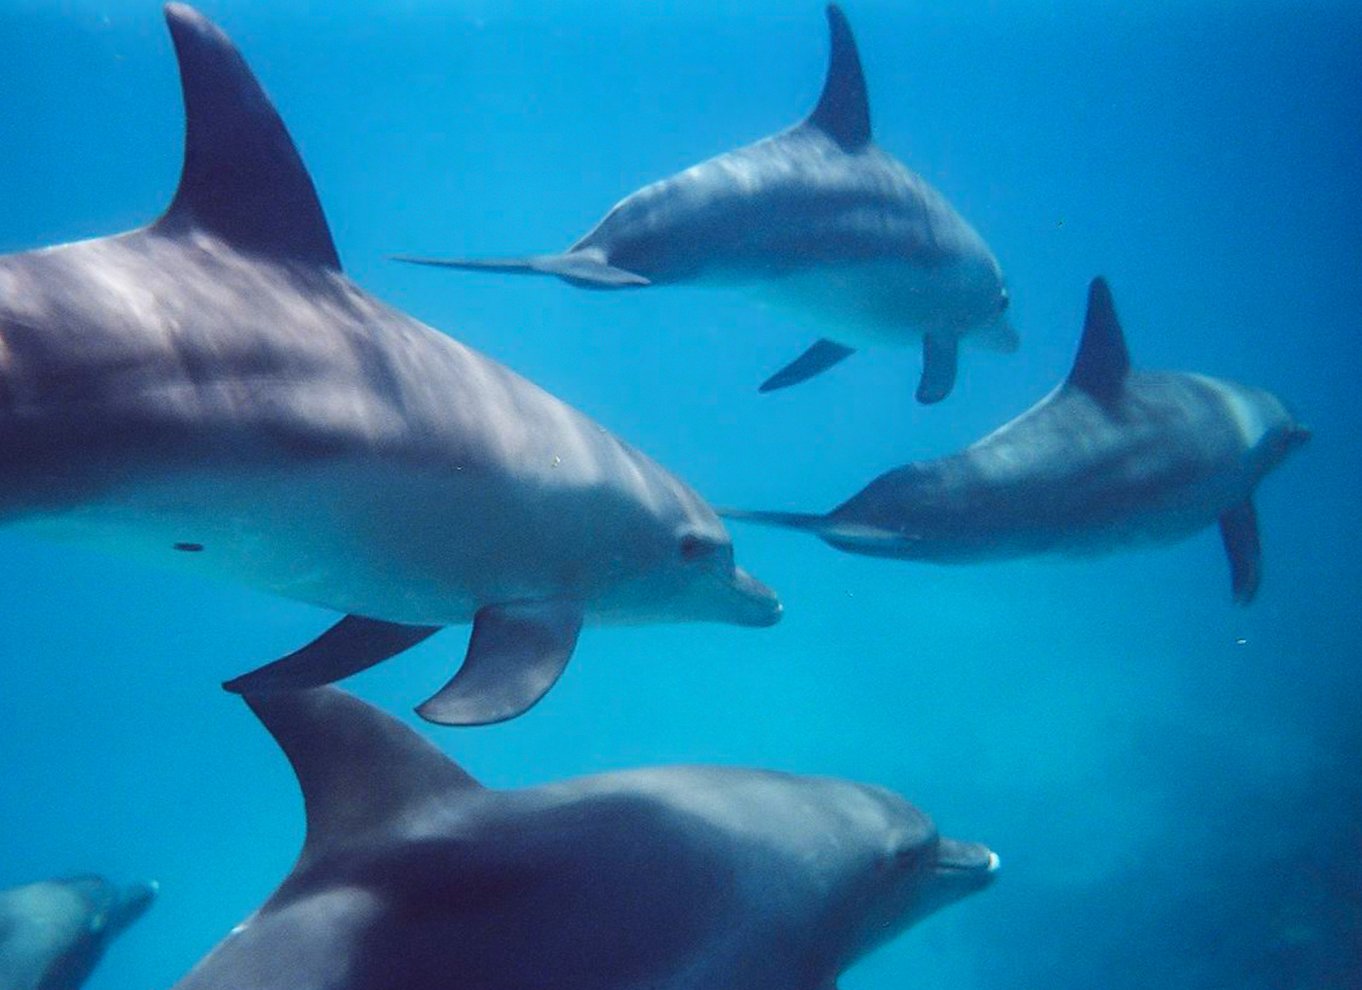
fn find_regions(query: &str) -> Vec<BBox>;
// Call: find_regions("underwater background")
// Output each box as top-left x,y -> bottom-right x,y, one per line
0,0 -> 1358,986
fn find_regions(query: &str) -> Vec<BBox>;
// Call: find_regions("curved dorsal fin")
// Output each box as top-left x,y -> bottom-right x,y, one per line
806,5 -> 871,151
1067,277 -> 1131,398
244,687 -> 481,861
155,4 -> 340,270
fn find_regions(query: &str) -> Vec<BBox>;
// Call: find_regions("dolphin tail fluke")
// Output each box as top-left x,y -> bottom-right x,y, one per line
223,615 -> 441,694
719,508 -> 830,533
416,600 -> 583,726
759,339 -> 856,392
393,251 -> 650,289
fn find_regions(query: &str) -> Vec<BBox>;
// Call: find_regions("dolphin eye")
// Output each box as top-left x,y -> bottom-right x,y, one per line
679,535 -> 713,563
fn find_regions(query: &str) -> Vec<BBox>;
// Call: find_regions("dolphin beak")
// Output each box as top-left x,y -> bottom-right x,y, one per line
728,566 -> 783,627
933,837 -> 1000,891
108,880 -> 158,935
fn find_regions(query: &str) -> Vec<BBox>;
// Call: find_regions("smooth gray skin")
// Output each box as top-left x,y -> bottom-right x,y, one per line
172,687 -> 997,990
0,5 -> 779,725
399,5 -> 1013,404
727,278 -> 1309,603
0,876 -> 157,990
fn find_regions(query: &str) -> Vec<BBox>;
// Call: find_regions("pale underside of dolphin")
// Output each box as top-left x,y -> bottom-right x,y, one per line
726,278 -> 1309,603
0,4 -> 780,726
0,875 -> 157,990
398,4 -> 1014,404
171,686 -> 998,990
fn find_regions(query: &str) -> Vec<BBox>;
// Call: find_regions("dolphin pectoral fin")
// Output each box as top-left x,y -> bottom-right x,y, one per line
416,601 -> 584,726
1219,499 -> 1262,604
973,319 -> 1021,354
224,616 -> 442,694
394,252 -> 650,289
916,333 -> 959,404
758,339 -> 856,392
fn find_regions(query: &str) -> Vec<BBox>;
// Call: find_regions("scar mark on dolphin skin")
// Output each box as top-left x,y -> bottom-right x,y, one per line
173,542 -> 205,552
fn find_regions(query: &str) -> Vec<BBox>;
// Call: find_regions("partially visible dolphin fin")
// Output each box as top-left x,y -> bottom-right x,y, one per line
416,601 -> 583,726
1067,277 -> 1131,400
155,5 -> 340,270
244,687 -> 482,862
1219,499 -> 1262,604
806,4 -> 872,151
917,333 -> 959,404
393,251 -> 650,289
972,319 -> 1021,354
223,616 -> 442,694
759,339 -> 856,392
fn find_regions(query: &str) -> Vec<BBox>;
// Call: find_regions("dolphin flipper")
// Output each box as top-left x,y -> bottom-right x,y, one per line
759,339 -> 856,392
916,333 -> 959,404
394,251 -> 650,289
1219,499 -> 1262,604
223,616 -> 442,694
416,601 -> 583,726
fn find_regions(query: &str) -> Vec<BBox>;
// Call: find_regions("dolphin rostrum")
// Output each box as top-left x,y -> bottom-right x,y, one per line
398,5 -> 1014,404
0,876 -> 157,990
727,278 -> 1308,603
0,4 -> 780,725
171,686 -> 998,990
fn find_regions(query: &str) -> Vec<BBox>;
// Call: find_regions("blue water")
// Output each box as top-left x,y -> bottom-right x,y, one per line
1,1 -> 1358,986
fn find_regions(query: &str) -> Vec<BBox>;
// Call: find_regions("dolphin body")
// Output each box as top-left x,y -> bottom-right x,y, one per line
0,876 -> 156,990
727,278 -> 1308,603
399,5 -> 1013,404
172,686 -> 998,990
0,4 -> 780,725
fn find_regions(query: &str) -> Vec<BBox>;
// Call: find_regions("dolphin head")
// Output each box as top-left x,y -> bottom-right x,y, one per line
1228,384 -> 1311,478
707,772 -> 998,976
815,782 -> 998,968
586,463 -> 783,629
641,510 -> 783,628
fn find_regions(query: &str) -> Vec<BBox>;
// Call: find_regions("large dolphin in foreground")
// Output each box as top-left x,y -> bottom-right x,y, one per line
399,5 -> 1014,404
727,278 -> 1308,602
0,876 -> 156,990
0,4 -> 779,725
173,686 -> 998,990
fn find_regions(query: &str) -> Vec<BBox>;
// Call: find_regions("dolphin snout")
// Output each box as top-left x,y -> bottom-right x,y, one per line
728,566 -> 783,627
933,836 -> 999,889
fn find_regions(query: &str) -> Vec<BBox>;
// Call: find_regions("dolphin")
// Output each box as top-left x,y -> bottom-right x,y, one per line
726,278 -> 1308,603
172,686 -> 998,990
0,876 -> 156,990
0,4 -> 780,725
397,4 -> 1014,404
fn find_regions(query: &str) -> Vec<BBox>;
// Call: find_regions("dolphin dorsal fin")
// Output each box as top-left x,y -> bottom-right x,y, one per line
806,5 -> 871,151
245,687 -> 481,859
155,4 -> 340,270
1067,277 -> 1131,399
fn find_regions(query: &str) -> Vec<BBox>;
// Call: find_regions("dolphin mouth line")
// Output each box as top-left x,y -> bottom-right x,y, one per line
935,850 -> 1001,875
